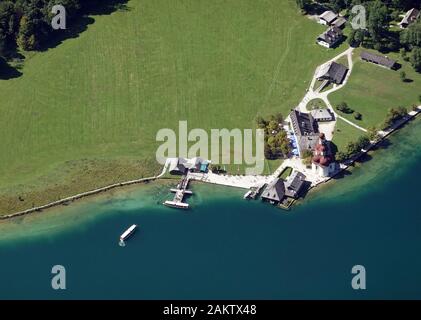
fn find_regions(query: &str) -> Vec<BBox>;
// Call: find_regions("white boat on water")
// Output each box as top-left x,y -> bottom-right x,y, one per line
120,224 -> 137,242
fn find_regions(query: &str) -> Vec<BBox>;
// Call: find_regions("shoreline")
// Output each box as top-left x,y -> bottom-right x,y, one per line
1,110 -> 419,221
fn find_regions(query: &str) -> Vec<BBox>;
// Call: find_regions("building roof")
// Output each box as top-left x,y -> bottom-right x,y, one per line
317,27 -> 343,46
261,178 -> 285,202
311,108 -> 334,121
290,109 -> 319,137
169,157 -> 205,174
333,16 -> 347,28
316,61 -> 348,84
285,171 -> 306,198
320,10 -> 338,24
360,51 -> 397,69
399,8 -> 420,26
312,133 -> 334,167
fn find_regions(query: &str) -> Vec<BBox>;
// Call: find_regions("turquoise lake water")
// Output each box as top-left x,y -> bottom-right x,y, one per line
0,119 -> 420,299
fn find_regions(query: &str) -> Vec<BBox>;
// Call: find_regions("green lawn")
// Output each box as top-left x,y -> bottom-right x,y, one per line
0,0 -> 345,214
335,55 -> 349,68
279,166 -> 293,179
332,118 -> 365,153
306,98 -> 327,111
330,48 -> 421,129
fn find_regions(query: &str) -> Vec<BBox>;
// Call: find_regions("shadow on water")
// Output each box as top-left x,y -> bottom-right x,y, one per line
354,153 -> 373,164
372,138 -> 392,151
299,181 -> 313,198
331,168 -> 352,180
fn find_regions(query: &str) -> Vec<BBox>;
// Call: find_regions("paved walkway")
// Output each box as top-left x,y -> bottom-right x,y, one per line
297,47 -> 367,134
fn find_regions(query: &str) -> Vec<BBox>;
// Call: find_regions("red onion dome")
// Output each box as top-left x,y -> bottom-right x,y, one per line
320,156 -> 330,166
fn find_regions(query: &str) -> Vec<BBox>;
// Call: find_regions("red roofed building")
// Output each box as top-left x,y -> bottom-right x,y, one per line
312,133 -> 338,177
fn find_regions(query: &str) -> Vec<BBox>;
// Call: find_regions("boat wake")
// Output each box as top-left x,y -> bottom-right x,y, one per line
118,239 -> 126,247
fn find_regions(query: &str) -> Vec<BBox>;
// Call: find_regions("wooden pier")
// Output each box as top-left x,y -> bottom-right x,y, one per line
164,176 -> 192,209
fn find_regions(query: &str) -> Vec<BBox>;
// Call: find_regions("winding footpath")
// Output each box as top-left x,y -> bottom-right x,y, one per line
297,47 -> 367,134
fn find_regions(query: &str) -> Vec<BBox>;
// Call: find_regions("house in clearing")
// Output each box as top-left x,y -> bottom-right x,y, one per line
310,108 -> 334,122
289,109 -> 319,156
318,11 -> 338,26
398,8 -> 420,29
316,61 -> 348,85
316,27 -> 343,48
360,51 -> 397,70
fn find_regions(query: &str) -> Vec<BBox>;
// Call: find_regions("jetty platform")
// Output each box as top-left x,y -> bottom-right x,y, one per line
164,176 -> 192,209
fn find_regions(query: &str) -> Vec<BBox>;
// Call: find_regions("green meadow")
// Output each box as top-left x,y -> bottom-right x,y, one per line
0,0 -> 345,214
330,48 -> 421,129
332,118 -> 365,153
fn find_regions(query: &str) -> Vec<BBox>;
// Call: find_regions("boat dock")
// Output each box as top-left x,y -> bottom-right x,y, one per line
164,176 -> 192,209
244,182 -> 266,200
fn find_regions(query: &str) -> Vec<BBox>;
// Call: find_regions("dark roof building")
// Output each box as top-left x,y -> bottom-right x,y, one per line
317,27 -> 343,48
284,171 -> 307,199
290,109 -> 318,136
360,51 -> 397,69
289,109 -> 320,155
316,61 -> 348,84
399,8 -> 420,29
168,157 -> 206,175
261,178 -> 285,204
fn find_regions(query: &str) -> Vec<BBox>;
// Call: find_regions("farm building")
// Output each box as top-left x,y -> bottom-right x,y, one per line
318,11 -> 338,25
316,61 -> 348,85
398,8 -> 420,29
360,51 -> 397,70
316,27 -> 343,48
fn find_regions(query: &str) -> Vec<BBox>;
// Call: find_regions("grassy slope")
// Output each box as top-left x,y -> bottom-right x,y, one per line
0,0 -> 341,214
330,48 -> 421,129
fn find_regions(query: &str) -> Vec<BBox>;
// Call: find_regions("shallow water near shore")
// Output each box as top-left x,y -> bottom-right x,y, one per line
0,119 -> 420,299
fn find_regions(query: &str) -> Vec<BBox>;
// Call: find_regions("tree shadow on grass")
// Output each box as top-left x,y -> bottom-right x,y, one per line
38,0 -> 130,52
305,3 -> 329,15
0,57 -> 22,80
37,16 -> 95,52
84,0 -> 131,15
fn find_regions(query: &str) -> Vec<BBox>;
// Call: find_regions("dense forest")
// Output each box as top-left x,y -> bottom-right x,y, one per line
297,0 -> 421,71
0,0 -> 126,57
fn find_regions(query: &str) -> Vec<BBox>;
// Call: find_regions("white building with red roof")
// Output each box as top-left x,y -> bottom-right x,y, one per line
311,133 -> 338,177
